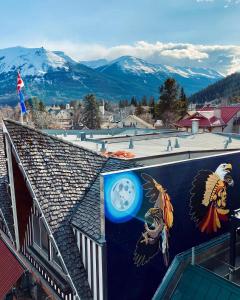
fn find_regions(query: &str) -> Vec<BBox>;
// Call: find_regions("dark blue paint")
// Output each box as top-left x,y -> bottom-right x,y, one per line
104,152 -> 240,300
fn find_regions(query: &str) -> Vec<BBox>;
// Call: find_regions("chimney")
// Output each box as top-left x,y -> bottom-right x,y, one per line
191,119 -> 199,134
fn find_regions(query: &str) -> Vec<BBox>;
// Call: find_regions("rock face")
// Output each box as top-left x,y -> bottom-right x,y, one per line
0,47 -> 223,105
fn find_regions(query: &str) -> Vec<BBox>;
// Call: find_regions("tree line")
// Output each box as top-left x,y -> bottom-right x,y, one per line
119,78 -> 188,126
23,77 -> 188,129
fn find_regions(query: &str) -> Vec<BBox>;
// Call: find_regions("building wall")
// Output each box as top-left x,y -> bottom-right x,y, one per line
103,151 -> 240,300
72,227 -> 105,300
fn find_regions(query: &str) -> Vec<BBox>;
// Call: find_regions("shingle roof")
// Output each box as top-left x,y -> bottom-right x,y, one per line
4,120 -> 109,299
0,130 -> 15,242
71,158 -> 138,242
176,112 -> 225,128
177,106 -> 240,128
199,106 -> 240,124
3,120 -> 138,299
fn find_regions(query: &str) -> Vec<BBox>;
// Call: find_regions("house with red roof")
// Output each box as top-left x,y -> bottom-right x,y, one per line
176,106 -> 240,133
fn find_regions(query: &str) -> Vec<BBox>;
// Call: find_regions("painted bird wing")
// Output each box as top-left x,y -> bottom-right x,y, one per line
133,237 -> 160,267
141,173 -> 160,203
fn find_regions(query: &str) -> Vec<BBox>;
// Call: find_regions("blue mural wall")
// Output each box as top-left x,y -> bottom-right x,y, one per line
103,152 -> 240,300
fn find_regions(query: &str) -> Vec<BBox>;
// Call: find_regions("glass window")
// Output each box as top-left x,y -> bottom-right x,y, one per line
40,220 -> 49,253
32,215 -> 40,247
52,245 -> 62,268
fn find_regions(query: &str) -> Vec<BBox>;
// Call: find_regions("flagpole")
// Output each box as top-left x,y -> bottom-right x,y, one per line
20,109 -> 23,124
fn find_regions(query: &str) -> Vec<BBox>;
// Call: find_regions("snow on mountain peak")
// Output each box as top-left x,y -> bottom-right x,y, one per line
0,46 -> 72,76
111,56 -> 158,74
99,55 -> 223,80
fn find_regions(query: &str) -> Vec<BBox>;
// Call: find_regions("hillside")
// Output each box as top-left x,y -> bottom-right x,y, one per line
190,72 -> 240,103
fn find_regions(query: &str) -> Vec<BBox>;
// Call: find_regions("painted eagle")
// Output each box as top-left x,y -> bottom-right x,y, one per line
134,173 -> 173,267
190,163 -> 233,234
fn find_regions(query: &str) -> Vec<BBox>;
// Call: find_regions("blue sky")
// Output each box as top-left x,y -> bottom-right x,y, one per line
1,0 -> 240,63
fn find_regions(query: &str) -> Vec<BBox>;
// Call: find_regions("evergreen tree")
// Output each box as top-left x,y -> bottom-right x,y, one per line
130,96 -> 138,107
104,101 -> 113,112
31,97 -> 40,110
175,87 -> 188,118
141,95 -> 148,106
82,94 -> 101,129
149,96 -> 155,118
158,78 -> 179,113
39,100 -> 46,112
25,99 -> 31,110
156,78 -> 180,125
119,100 -> 123,109
135,103 -> 144,116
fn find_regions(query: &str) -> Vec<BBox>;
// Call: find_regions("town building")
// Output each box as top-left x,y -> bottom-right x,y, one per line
176,106 -> 240,133
1,120 -> 240,299
118,114 -> 154,129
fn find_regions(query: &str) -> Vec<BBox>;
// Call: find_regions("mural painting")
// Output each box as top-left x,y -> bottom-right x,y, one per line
134,174 -> 173,267
102,153 -> 239,300
190,163 -> 234,234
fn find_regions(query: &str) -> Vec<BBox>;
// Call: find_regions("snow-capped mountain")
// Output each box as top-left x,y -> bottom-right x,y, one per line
0,47 -> 224,105
96,56 -> 223,95
0,47 -> 71,76
97,56 -> 223,78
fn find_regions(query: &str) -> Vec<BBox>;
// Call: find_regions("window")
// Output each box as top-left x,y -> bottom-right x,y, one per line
51,244 -> 62,268
40,220 -> 48,254
32,215 -> 41,247
32,216 -> 49,255
32,213 -> 63,272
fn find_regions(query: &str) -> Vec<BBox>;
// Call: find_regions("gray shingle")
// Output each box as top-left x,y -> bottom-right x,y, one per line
4,120 -> 108,299
0,130 -> 15,242
71,158 -> 139,242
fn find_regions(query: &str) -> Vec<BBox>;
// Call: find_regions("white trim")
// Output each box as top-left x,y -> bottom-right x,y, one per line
98,246 -> 104,300
87,238 -> 91,288
77,231 -> 80,251
82,234 -> 86,268
71,224 -> 104,246
92,242 -> 98,300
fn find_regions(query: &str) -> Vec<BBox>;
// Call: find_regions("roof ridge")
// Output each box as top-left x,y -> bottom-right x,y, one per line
3,119 -> 105,158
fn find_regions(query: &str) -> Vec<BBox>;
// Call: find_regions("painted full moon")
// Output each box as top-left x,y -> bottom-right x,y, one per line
110,178 -> 136,211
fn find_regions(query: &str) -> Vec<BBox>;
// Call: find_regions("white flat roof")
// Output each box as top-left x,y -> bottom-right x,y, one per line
55,132 -> 240,159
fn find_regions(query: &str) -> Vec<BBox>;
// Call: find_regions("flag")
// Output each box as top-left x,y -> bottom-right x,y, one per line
17,72 -> 27,114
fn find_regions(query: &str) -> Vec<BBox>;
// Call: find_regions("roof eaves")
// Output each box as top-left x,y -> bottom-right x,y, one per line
3,119 -> 103,159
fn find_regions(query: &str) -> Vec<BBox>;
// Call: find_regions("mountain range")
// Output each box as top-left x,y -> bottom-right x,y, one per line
0,46 -> 225,105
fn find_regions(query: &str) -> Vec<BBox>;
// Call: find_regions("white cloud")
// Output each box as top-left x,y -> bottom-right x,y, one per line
196,0 -> 240,6
22,40 -> 240,75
